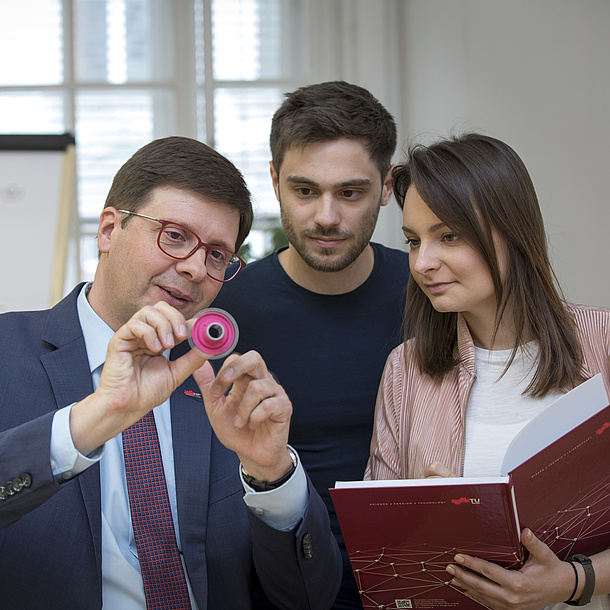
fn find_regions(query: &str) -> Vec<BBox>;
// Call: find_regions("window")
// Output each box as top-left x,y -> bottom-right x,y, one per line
196,0 -> 307,258
0,0 -> 307,287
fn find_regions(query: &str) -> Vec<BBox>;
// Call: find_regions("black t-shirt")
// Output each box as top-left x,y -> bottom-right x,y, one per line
212,243 -> 409,607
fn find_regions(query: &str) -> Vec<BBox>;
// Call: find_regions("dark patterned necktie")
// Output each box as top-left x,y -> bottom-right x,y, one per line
122,410 -> 191,609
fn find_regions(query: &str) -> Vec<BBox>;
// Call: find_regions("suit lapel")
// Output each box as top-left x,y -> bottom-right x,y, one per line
38,288 -> 216,599
39,284 -> 103,576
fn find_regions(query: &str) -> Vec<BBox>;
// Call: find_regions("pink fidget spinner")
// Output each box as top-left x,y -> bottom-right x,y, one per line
189,308 -> 239,359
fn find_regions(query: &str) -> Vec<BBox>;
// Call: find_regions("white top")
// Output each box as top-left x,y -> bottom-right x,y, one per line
465,344 -> 608,610
463,343 -> 561,477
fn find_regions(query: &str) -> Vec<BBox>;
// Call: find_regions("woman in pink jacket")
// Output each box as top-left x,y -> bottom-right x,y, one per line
366,133 -> 610,609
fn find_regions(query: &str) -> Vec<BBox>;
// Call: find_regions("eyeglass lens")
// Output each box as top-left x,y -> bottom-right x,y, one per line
158,224 -> 241,281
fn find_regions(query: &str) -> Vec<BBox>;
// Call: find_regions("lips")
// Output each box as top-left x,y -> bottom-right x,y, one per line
159,285 -> 194,306
312,237 -> 345,248
305,231 -> 349,248
424,281 -> 454,294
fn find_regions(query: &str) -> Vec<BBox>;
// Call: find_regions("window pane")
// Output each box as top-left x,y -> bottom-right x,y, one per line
75,89 -> 165,218
0,92 -> 65,133
213,87 -> 283,216
0,0 -> 63,85
211,0 -> 305,81
75,88 -> 173,281
196,90 -> 207,144
74,0 -> 173,83
80,230 -> 101,281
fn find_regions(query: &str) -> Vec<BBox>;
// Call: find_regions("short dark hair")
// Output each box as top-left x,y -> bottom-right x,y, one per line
104,136 -> 253,250
270,81 -> 397,177
393,133 -> 584,396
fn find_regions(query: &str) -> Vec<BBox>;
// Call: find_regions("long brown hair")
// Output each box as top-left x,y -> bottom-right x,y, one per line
393,133 -> 584,396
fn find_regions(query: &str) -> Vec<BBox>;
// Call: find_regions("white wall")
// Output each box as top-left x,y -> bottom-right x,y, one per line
307,0 -> 406,253
397,0 -> 610,307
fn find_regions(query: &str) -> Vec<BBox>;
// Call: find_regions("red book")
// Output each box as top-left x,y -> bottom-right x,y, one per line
331,375 -> 610,609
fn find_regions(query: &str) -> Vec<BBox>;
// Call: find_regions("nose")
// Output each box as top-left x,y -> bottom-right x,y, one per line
175,246 -> 209,282
313,194 -> 341,227
411,241 -> 441,275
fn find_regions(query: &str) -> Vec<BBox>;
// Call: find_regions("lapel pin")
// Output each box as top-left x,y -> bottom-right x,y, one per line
184,390 -> 202,399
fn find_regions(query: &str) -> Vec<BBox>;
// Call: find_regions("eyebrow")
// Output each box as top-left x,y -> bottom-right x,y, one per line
285,175 -> 372,189
402,222 -> 448,234
169,218 -> 235,252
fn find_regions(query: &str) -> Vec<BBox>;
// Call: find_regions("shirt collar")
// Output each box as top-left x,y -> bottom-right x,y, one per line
77,282 -> 115,374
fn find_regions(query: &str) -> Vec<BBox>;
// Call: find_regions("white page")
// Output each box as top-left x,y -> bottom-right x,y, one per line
500,374 -> 608,475
333,476 -> 507,488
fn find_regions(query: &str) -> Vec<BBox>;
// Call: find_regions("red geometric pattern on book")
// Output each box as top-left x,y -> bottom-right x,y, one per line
348,542 -> 515,609
528,476 -> 610,559
123,411 -> 191,609
344,478 -> 610,609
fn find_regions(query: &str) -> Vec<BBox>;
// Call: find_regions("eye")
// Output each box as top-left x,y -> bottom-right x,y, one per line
340,189 -> 360,199
404,237 -> 420,249
160,225 -> 188,244
207,247 -> 231,267
296,187 -> 314,197
442,233 -> 459,244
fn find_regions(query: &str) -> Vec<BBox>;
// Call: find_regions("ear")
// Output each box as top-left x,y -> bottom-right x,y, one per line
380,164 -> 395,208
269,161 -> 280,201
97,207 -> 121,254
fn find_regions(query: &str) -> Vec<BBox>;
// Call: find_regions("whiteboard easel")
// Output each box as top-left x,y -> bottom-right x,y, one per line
0,134 -> 76,312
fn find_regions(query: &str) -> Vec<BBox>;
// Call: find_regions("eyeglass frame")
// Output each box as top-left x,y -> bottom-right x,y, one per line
117,209 -> 246,283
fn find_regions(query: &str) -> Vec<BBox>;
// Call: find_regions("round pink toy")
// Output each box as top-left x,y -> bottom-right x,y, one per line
189,308 -> 239,359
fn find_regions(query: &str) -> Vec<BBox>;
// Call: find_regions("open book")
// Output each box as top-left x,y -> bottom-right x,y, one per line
330,375 -> 610,609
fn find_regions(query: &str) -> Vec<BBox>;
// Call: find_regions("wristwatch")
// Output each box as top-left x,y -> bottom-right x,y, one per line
566,554 -> 596,606
241,447 -> 298,492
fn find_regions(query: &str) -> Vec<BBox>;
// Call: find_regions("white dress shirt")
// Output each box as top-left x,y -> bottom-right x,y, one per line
50,283 -> 308,609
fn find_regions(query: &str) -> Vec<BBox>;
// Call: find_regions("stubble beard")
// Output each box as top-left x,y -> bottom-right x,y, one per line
279,196 -> 382,273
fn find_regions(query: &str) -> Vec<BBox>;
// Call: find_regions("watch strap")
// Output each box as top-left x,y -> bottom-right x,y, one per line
241,447 -> 298,492
566,554 -> 596,606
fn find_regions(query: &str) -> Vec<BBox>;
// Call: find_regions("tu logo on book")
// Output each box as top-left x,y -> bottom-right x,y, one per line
451,497 -> 481,505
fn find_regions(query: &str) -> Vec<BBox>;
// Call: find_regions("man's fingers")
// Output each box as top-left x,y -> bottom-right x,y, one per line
242,395 -> 292,429
192,359 -> 217,401
194,351 -> 291,431
172,347 -> 210,388
232,378 -> 291,428
209,350 -> 271,398
114,304 -> 189,352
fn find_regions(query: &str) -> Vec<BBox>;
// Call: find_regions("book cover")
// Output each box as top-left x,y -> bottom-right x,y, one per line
331,479 -> 521,608
510,403 -> 610,561
331,375 -> 610,609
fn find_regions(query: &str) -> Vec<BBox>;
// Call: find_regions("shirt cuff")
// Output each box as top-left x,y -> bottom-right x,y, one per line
50,404 -> 104,482
241,448 -> 309,531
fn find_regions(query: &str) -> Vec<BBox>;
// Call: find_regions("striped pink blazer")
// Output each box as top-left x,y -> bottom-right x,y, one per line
365,303 -> 610,481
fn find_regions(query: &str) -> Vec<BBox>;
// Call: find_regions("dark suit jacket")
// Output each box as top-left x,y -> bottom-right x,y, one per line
0,284 -> 341,609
